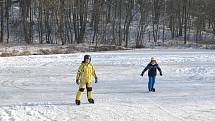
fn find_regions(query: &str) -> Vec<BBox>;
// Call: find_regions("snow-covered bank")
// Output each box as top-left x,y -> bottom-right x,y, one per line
0,49 -> 215,121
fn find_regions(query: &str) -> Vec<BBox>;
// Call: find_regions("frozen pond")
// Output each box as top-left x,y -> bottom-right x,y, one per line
0,49 -> 215,121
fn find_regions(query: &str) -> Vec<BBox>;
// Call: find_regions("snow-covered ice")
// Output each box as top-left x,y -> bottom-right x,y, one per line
0,49 -> 215,121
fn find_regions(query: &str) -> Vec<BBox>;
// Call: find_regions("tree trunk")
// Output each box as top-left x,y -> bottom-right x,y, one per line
0,1 -> 4,43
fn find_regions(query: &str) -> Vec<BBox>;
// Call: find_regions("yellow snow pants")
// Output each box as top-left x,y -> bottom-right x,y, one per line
76,82 -> 93,101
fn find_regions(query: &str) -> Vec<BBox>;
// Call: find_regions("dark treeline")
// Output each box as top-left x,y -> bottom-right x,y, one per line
0,0 -> 215,47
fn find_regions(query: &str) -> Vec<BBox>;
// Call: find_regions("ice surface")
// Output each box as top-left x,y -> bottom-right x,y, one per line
0,49 -> 215,121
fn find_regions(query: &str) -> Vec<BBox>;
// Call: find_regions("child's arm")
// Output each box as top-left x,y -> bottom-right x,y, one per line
91,64 -> 98,83
141,64 -> 149,76
157,64 -> 162,76
92,67 -> 97,79
76,64 -> 84,81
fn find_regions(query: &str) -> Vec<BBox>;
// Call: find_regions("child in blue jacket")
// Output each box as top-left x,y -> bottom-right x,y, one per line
141,57 -> 162,92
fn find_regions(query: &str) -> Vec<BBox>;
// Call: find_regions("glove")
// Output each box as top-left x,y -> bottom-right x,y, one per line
76,79 -> 80,85
95,77 -> 98,83
160,73 -> 163,76
140,73 -> 144,76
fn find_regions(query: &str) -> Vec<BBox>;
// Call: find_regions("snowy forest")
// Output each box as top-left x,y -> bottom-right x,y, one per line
0,0 -> 215,48
1,1 -> 215,120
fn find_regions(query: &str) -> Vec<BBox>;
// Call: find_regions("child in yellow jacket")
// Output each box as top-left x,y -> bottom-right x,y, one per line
75,55 -> 98,105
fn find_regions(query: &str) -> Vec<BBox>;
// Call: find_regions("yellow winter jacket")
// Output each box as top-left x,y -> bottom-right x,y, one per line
76,62 -> 97,83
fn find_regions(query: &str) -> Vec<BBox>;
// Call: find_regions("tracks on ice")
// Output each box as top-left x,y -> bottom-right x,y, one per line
0,101 -> 187,121
144,97 -> 186,121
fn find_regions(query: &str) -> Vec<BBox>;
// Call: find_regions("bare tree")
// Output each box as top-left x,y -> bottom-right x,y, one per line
0,0 -> 4,43
136,0 -> 150,48
0,0 -> 214,47
123,0 -> 134,47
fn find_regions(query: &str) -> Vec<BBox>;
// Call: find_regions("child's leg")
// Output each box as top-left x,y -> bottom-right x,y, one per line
86,82 -> 93,99
148,76 -> 153,91
151,76 -> 156,89
76,82 -> 86,101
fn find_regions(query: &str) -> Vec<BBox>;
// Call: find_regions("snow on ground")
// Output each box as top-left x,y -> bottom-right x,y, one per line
0,49 -> 215,121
